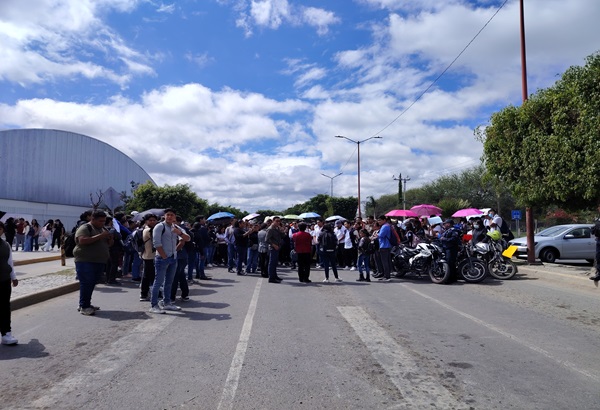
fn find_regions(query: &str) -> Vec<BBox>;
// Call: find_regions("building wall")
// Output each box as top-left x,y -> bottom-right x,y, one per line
0,128 -> 153,207
0,128 -> 154,229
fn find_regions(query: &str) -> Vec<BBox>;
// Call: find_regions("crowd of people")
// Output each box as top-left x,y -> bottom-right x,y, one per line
1,217 -> 65,252
0,206 -> 520,344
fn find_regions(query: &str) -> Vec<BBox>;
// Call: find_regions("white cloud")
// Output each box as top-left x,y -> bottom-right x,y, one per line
157,3 -> 176,13
0,0 -> 153,87
228,0 -> 340,37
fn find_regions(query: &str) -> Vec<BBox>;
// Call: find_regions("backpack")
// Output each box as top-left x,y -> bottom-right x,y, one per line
64,224 -> 92,257
322,231 -> 337,252
126,228 -> 145,254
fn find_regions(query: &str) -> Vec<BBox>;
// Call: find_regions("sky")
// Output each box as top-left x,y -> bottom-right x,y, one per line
1,0 -> 599,213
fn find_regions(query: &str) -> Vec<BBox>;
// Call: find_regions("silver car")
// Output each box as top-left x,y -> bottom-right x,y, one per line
508,224 -> 596,263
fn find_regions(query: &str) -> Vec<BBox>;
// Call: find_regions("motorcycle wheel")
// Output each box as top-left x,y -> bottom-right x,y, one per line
458,257 -> 487,283
488,257 -> 517,280
429,261 -> 450,284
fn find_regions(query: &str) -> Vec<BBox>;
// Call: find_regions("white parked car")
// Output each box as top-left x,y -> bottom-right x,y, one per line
508,224 -> 596,263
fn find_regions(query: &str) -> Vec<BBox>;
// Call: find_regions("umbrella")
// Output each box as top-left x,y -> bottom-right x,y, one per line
298,212 -> 320,219
242,213 -> 261,221
283,214 -> 299,220
386,209 -> 419,218
132,208 -> 165,222
410,204 -> 443,217
207,211 -> 235,221
325,215 -> 346,222
452,208 -> 484,218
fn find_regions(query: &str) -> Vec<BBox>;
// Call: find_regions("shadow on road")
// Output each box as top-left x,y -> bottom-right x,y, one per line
0,339 -> 49,360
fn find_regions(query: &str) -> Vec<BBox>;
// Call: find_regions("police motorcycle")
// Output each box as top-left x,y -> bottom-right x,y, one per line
472,230 -> 518,280
392,239 -> 450,284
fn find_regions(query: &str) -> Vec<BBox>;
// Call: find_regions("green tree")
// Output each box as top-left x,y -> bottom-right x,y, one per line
127,182 -> 209,221
481,52 -> 600,209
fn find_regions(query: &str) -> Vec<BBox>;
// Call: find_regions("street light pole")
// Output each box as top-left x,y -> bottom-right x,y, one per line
320,172 -> 343,197
335,135 -> 382,218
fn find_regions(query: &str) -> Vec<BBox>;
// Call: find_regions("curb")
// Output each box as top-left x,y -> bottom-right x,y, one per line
517,263 -> 592,281
14,255 -> 62,266
11,282 -> 79,311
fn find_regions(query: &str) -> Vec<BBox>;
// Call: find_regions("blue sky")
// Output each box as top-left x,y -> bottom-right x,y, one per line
1,0 -> 599,212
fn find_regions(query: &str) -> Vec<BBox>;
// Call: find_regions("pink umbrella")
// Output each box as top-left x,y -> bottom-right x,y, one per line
410,204 -> 443,216
386,209 -> 419,218
452,208 -> 483,218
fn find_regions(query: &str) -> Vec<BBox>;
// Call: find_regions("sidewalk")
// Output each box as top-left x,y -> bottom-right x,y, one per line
11,250 -> 78,310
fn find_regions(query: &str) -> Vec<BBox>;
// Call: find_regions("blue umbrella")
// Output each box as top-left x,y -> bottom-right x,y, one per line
207,211 -> 235,221
298,212 -> 320,219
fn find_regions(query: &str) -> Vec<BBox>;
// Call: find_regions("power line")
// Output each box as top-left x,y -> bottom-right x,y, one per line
368,0 -> 510,139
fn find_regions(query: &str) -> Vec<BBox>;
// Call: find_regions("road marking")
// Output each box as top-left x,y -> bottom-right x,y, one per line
403,285 -> 600,382
29,315 -> 176,408
337,306 -> 460,408
217,278 -> 262,410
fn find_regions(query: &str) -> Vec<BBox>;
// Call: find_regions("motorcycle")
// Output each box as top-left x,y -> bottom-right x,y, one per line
473,239 -> 518,280
455,240 -> 488,283
392,242 -> 450,284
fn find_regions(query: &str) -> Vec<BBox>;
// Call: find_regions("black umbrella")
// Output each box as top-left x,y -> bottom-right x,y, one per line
132,208 -> 165,222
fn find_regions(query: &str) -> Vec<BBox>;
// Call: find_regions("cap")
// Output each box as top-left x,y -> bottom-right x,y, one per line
335,220 -> 343,225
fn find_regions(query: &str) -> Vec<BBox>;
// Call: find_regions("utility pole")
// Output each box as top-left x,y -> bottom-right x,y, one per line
320,172 -> 342,198
393,173 -> 411,210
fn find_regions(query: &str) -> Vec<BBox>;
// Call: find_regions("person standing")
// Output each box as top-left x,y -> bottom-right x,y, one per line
440,218 -> 461,284
0,222 -> 19,345
257,223 -> 269,277
52,219 -> 65,250
139,214 -> 158,302
233,221 -> 249,276
14,218 -> 25,251
149,209 -> 190,314
171,216 -> 190,302
590,205 -> 600,282
292,222 -> 312,283
73,211 -> 113,316
40,220 -> 53,252
376,215 -> 393,282
334,220 -> 347,269
4,218 -> 16,251
246,223 -> 260,274
31,219 -> 40,251
318,224 -> 342,283
356,229 -> 371,282
225,219 -> 237,273
312,218 -> 324,268
265,217 -> 284,283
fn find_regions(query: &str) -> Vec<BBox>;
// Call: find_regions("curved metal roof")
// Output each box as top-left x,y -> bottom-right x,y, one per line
0,128 -> 154,207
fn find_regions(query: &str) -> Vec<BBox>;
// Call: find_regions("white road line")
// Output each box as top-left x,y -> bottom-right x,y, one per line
29,315 -> 176,408
337,306 -> 460,408
217,278 -> 262,410
403,284 -> 600,382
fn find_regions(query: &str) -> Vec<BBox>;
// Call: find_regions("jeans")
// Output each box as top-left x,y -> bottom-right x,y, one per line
172,257 -> 189,300
33,236 -> 39,251
259,252 -> 268,276
123,249 -> 142,279
246,247 -> 258,273
379,247 -> 392,279
206,244 -> 216,265
236,245 -> 247,274
15,234 -> 25,251
75,262 -> 106,309
596,240 -> 600,274
151,255 -> 177,307
227,243 -> 237,269
24,236 -> 33,252
187,249 -> 197,280
196,252 -> 206,278
358,253 -> 370,277
268,249 -> 279,279
321,251 -> 338,280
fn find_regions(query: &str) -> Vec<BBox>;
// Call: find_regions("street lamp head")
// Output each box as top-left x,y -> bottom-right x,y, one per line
334,135 -> 344,138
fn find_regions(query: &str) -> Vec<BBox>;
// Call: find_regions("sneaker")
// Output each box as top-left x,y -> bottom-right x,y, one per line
139,296 -> 150,302
162,303 -> 182,311
316,264 -> 321,268
383,278 -> 391,282
335,278 -> 343,283
322,278 -> 330,283
187,279 -> 195,285
589,275 -> 600,281
149,306 -> 165,314
181,296 -> 190,301
1,332 -> 18,345
77,305 -> 100,312
350,266 -> 356,271
80,307 -> 95,316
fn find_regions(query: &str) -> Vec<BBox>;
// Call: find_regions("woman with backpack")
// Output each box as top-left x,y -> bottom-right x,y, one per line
318,224 -> 342,283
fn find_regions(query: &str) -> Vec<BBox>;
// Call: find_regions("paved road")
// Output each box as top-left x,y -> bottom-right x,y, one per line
3,265 -> 600,409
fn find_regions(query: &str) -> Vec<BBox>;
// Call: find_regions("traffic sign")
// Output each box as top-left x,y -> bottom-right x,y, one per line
511,210 -> 522,220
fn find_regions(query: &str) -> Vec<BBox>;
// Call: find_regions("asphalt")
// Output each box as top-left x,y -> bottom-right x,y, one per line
9,249 -> 597,311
